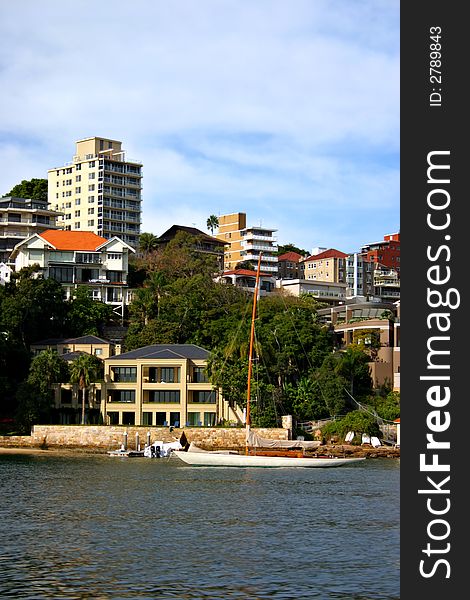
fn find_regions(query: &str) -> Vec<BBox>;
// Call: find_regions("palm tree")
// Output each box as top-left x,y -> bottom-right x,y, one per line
139,232 -> 158,255
69,353 -> 102,425
206,215 -> 219,235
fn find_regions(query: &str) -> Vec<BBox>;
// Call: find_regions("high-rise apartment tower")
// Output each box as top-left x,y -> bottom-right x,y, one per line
48,137 -> 142,248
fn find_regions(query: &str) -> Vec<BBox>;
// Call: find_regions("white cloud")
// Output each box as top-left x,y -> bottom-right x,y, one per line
0,0 -> 399,252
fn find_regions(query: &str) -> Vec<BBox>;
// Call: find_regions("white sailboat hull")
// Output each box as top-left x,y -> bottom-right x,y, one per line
172,450 -> 366,468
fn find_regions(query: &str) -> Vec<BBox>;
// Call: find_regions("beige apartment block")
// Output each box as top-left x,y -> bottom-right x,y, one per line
216,212 -> 278,274
48,137 -> 142,248
302,248 -> 347,283
103,344 -> 236,427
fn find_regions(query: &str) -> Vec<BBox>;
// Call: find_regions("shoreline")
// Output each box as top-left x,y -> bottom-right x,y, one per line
0,444 -> 400,458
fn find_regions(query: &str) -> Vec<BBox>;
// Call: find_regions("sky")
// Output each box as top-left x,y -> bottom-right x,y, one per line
0,0 -> 399,254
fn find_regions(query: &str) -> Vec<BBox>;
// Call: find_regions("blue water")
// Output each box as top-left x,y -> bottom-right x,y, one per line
0,453 -> 399,599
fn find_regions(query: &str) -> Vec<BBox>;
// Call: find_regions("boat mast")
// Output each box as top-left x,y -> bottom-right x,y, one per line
246,253 -> 262,449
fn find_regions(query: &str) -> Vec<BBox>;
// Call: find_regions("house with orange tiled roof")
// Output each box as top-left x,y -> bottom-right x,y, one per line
10,229 -> 135,316
301,248 -> 347,283
216,268 -> 276,295
277,251 -> 304,279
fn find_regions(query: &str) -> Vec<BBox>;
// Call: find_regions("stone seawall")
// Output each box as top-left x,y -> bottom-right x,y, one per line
0,425 -> 289,452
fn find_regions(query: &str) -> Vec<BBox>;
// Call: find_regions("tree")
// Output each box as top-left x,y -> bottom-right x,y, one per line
277,243 -> 309,257
69,354 -> 102,425
139,232 -> 158,255
4,178 -> 48,202
0,269 -> 66,348
235,260 -> 256,271
66,286 -> 114,336
206,215 -> 219,235
15,350 -> 69,432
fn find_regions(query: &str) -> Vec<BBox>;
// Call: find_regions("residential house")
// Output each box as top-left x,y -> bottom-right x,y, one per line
10,229 -> 135,317
103,344 -> 239,427
317,300 -> 400,391
302,248 -> 347,283
277,251 -> 304,279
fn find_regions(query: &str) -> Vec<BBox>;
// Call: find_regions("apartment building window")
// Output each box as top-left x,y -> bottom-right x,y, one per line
88,220 -> 94,226
76,163 -> 81,171
89,172 -> 95,179
109,390 -> 135,403
66,168 -> 72,174
89,185 -> 95,191
65,214 -> 71,220
75,199 -> 81,205
76,175 -> 81,182
56,181 -> 59,187
192,367 -> 208,383
191,391 -> 216,404
75,187 -> 81,193
88,196 -> 94,203
88,207 -> 94,214
112,367 -> 137,382
65,179 -> 72,185
75,210 -> 80,217
147,391 -> 180,403
74,222 -> 80,229
89,161 -> 95,167
66,202 -> 72,208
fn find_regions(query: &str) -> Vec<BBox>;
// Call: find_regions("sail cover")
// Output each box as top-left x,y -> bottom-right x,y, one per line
246,429 -> 321,449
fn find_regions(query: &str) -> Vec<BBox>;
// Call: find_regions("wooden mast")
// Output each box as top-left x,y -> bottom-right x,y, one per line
246,253 -> 262,453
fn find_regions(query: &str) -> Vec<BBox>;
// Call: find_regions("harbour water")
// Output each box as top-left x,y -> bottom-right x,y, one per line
0,453 -> 399,599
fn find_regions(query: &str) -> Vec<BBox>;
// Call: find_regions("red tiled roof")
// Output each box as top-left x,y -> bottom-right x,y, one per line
303,248 -> 348,261
39,230 -> 108,251
278,251 -> 302,262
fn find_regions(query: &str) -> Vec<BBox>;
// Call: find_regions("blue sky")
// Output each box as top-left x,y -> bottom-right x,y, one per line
0,0 -> 399,254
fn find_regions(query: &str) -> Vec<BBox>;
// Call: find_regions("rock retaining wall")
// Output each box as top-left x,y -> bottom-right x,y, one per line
0,425 -> 289,452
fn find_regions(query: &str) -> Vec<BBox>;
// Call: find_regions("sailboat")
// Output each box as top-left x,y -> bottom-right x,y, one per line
173,254 -> 366,468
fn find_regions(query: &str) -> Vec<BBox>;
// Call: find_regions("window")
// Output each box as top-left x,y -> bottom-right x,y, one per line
192,390 -> 217,404
147,391 -> 180,403
75,210 -> 80,217
161,367 -> 175,383
109,390 -> 135,403
88,220 -> 94,226
76,175 -> 81,182
75,199 -> 81,205
94,348 -> 103,356
192,367 -> 208,383
88,196 -> 95,203
49,266 -> 73,283
204,412 -> 216,426
75,187 -> 81,193
89,184 -> 95,191
142,412 -> 153,426
74,222 -> 80,229
107,253 -> 121,260
89,172 -> 95,179
89,161 -> 95,167
88,207 -> 94,214
76,163 -> 81,171
112,367 -> 137,382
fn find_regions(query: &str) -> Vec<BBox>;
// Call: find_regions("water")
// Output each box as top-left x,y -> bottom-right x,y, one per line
0,454 -> 399,599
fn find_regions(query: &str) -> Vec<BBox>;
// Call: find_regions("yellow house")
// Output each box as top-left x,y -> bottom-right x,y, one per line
103,344 -> 229,427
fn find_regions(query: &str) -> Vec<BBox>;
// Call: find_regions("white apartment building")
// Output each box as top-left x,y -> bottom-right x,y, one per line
0,196 -> 62,266
48,137 -> 142,248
